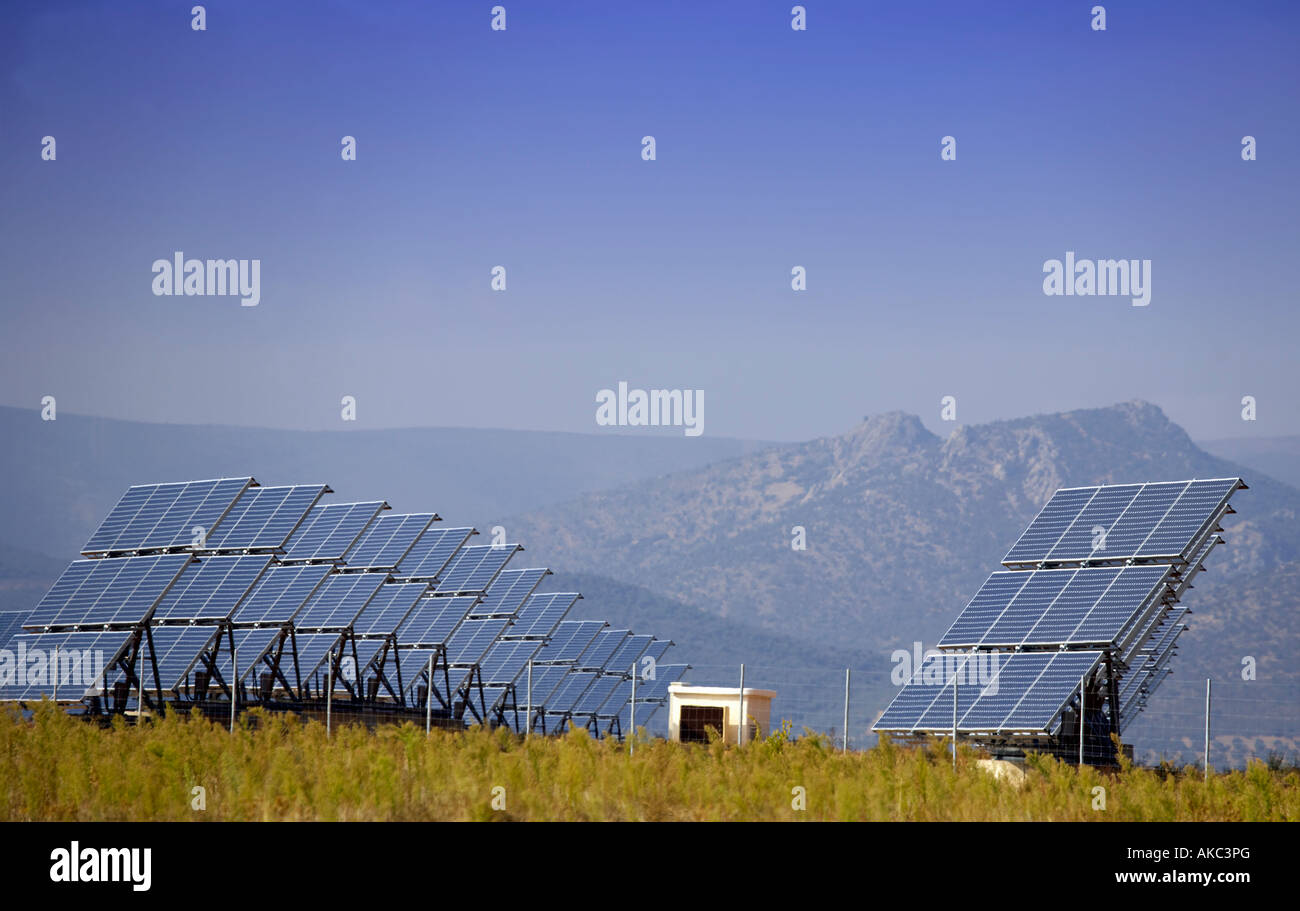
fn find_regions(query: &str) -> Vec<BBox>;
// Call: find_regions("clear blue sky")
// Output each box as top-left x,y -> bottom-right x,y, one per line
2,0 -> 1296,441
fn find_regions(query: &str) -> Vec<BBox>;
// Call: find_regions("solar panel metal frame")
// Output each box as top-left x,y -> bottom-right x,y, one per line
467,568 -> 550,619
1001,478 -> 1244,569
228,563 -> 334,627
151,554 -> 276,623
280,501 -> 389,564
201,484 -> 330,551
23,554 -> 194,632
341,513 -> 440,572
392,527 -> 477,581
81,478 -> 254,556
937,565 -> 1173,651
500,593 -> 581,640
872,650 -> 1105,736
432,544 -> 522,596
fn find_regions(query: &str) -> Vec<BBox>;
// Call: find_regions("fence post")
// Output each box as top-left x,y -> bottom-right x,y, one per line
1079,675 -> 1085,767
1204,677 -> 1212,780
843,667 -> 850,752
629,662 -> 637,755
230,647 -> 237,733
52,648 -> 58,704
426,654 -> 434,734
326,650 -> 333,738
737,664 -> 746,746
525,658 -> 532,739
137,651 -> 145,724
952,676 -> 958,770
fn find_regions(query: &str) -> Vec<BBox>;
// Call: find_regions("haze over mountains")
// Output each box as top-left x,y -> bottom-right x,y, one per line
0,402 -> 1295,762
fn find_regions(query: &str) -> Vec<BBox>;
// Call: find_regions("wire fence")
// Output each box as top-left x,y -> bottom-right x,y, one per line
662,663 -> 1300,770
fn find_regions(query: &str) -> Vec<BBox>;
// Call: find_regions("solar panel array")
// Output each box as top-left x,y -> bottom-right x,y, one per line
874,478 -> 1245,749
2,478 -> 682,738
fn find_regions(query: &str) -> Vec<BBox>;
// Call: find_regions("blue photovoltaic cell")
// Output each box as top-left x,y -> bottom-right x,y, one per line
576,629 -> 629,670
479,639 -> 546,685
292,573 -> 386,630
397,596 -> 479,646
939,566 -> 1170,648
344,514 -> 439,570
229,564 -> 333,626
629,664 -> 690,704
434,545 -> 520,595
393,527 -> 475,580
0,612 -> 29,652
502,593 -> 580,640
292,632 -> 348,681
210,628 -> 285,683
352,583 -> 429,637
203,485 -> 327,550
1133,479 -> 1239,558
82,478 -> 252,554
605,634 -> 653,674
141,624 -> 221,692
873,651 -> 1103,733
24,554 -> 192,630
0,630 -> 129,701
353,639 -> 388,675
573,674 -> 625,715
445,617 -> 511,666
641,638 -> 674,664
546,670 -> 600,714
533,620 -> 606,662
151,555 -> 274,621
470,568 -> 549,618
1003,479 -> 1241,566
282,502 -> 386,563
526,664 -> 573,705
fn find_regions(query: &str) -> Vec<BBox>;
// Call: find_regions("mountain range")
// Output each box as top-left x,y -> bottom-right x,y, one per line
0,401 -> 1295,764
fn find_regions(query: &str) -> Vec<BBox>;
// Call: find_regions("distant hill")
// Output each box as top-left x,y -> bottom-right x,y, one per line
507,401 -> 1300,763
1198,435 -> 1300,491
0,405 -> 779,562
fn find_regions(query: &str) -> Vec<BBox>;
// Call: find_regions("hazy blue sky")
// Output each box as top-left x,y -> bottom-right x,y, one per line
2,0 -> 1296,441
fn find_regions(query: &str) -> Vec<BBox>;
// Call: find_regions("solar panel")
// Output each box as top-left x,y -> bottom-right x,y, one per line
219,627 -> 289,684
228,564 -> 333,626
396,595 -> 478,646
0,629 -> 131,701
292,632 -> 348,682
576,629 -> 629,670
393,527 -> 475,581
292,573 -> 387,631
140,624 -> 222,692
281,502 -> 386,563
24,555 -> 192,630
82,478 -> 252,555
433,545 -> 521,595
203,485 -> 328,550
469,568 -> 549,618
0,611 -> 29,652
873,650 -> 1103,734
479,639 -> 546,686
352,582 -> 429,637
604,634 -> 654,675
532,620 -> 606,662
151,555 -> 275,622
445,617 -> 512,666
545,669 -> 601,714
344,513 -> 439,571
517,663 -> 572,707
501,593 -> 579,640
1002,479 -> 1242,567
573,673 -> 626,715
937,565 -> 1171,649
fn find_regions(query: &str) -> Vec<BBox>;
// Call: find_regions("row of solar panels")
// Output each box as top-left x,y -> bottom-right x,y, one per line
874,479 -> 1244,740
1,478 -> 690,736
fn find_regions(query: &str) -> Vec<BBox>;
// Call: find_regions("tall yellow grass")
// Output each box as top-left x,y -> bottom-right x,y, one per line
2,703 -> 1296,821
